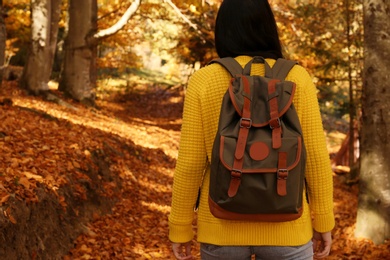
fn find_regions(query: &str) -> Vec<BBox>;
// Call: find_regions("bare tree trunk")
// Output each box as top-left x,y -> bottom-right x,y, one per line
0,0 -> 6,87
346,0 -> 355,170
59,0 -> 97,104
20,0 -> 61,94
356,0 -> 390,245
59,0 -> 141,104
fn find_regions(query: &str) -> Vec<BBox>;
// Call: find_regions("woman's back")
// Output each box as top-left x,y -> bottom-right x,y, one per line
170,55 -> 334,246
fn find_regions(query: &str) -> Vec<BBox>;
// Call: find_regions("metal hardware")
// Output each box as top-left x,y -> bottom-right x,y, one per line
240,117 -> 252,128
277,169 -> 288,180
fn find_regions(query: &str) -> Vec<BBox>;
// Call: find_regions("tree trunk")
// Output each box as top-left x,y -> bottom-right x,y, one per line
0,0 -> 6,87
20,0 -> 61,94
356,0 -> 390,245
59,0 -> 97,104
60,0 -> 141,104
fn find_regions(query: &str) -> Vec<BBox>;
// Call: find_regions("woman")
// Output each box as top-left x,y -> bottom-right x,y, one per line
169,0 -> 335,259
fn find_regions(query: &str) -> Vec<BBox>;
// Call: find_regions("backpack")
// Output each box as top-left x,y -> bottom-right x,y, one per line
208,56 -> 307,222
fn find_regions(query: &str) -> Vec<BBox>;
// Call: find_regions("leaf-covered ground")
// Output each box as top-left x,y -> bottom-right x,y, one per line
0,80 -> 389,259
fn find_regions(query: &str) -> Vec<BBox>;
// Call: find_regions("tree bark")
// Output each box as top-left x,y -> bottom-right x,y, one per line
60,0 -> 141,103
0,0 -> 6,87
20,0 -> 61,94
356,0 -> 390,245
59,0 -> 97,103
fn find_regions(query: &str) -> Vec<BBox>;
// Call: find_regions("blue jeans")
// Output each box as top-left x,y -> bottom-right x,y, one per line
200,241 -> 313,260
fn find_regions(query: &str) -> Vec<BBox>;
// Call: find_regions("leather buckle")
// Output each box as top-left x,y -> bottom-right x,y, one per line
240,117 -> 252,128
231,169 -> 242,179
270,118 -> 281,129
277,169 -> 288,180
228,169 -> 243,197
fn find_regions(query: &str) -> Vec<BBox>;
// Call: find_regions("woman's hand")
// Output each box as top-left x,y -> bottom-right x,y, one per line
312,230 -> 332,259
172,241 -> 193,260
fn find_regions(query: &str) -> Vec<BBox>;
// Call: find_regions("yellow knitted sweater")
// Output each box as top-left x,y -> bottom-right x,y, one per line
169,56 -> 335,246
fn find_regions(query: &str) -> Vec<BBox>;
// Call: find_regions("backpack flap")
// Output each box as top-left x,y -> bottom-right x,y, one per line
220,74 -> 303,184
219,135 -> 303,175
212,130 -> 305,221
228,76 -> 296,127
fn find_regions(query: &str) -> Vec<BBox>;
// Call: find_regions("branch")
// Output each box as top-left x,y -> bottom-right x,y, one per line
163,0 -> 198,30
163,0 -> 207,43
94,0 -> 141,40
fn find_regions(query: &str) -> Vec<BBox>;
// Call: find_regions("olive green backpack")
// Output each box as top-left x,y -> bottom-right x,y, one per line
208,56 -> 307,222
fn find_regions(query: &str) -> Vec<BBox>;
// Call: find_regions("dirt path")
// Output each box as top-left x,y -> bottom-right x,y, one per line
61,86 -> 184,259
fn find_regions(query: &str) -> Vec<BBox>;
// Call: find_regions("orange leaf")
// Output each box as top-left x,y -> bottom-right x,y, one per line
4,207 -> 17,224
67,161 -> 74,171
80,244 -> 92,253
73,160 -> 80,168
18,177 -> 31,189
0,194 -> 10,204
8,214 -> 17,224
23,171 -> 43,181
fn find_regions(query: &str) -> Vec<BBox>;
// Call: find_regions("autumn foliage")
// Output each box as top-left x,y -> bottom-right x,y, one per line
0,0 -> 389,258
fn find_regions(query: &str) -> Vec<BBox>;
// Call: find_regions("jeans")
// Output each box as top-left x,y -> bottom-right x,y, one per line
200,240 -> 313,260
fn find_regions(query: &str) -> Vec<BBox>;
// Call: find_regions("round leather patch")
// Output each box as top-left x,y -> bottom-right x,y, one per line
249,142 -> 269,161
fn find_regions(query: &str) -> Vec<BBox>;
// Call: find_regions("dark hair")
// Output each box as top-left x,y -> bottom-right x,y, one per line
215,0 -> 283,59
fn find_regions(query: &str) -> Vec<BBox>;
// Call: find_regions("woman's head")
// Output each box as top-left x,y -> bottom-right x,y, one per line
214,0 -> 283,59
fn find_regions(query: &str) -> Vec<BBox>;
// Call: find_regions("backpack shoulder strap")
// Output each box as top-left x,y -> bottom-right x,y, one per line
209,57 -> 297,80
271,58 -> 298,80
208,57 -> 243,77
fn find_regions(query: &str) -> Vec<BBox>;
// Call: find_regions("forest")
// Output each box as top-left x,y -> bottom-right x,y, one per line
0,0 -> 389,259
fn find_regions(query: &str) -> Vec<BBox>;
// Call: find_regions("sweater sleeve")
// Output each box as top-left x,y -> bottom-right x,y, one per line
168,71 -> 208,243
291,66 -> 335,233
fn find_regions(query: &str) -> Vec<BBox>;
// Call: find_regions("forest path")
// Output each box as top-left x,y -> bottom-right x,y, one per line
63,84 -> 185,259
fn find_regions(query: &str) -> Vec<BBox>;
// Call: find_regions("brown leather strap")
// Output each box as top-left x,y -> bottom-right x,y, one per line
277,152 -> 288,196
234,76 -> 252,160
228,76 -> 252,197
268,79 -> 282,149
229,126 -> 248,197
227,169 -> 242,197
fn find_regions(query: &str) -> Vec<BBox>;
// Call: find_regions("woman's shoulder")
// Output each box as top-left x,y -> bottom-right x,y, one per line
289,62 -> 311,76
283,61 -> 314,86
188,61 -> 232,86
189,57 -> 313,86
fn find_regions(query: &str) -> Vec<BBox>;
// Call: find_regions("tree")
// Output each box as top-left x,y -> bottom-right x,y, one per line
20,0 -> 61,94
0,0 -> 6,87
170,0 -> 218,65
273,0 -> 363,116
59,0 -> 141,104
272,0 -> 364,179
356,0 -> 390,245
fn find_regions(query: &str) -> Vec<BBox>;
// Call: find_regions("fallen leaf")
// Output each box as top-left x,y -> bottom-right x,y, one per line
8,214 -> 17,224
18,177 -> 31,189
67,161 -> 74,171
80,244 -> 92,253
0,194 -> 10,204
73,160 -> 80,168
23,172 -> 43,181
4,207 -> 17,224
70,144 -> 79,149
